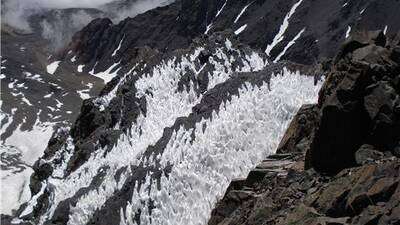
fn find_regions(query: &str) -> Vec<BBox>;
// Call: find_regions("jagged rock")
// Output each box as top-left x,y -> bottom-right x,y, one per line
364,81 -> 396,121
352,45 -> 390,64
391,46 -> 400,64
277,104 -> 319,154
208,153 -> 310,225
210,158 -> 400,225
355,144 -> 385,165
307,31 -> 400,174
277,204 -> 350,225
336,31 -> 387,61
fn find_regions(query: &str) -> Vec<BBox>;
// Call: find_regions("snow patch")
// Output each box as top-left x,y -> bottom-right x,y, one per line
93,65 -> 136,111
234,24 -> 247,35
77,89 -> 91,100
21,97 -> 33,106
89,62 -> 121,84
55,99 -> 63,109
44,93 -> 53,98
1,118 -> 54,215
24,72 -> 44,83
46,61 -> 61,75
77,65 -> 85,73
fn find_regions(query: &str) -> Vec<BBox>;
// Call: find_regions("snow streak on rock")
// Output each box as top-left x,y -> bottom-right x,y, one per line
90,61 -> 121,83
274,28 -> 306,63
205,0 -> 228,34
345,26 -> 352,38
234,2 -> 253,24
112,36 -> 125,57
265,0 -> 304,56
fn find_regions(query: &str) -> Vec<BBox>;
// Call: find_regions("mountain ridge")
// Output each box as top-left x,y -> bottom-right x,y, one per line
1,0 -> 400,224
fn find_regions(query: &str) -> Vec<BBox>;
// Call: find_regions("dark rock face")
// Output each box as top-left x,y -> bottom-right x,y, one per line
63,0 -> 400,73
309,31 -> 400,174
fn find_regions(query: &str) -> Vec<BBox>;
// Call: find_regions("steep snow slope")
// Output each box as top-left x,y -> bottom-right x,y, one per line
8,32 -> 322,225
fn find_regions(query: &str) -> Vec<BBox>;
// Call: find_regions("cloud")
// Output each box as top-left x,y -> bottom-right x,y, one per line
40,10 -> 103,50
2,0 -> 39,31
1,0 -> 174,50
6,0 -> 115,10
109,0 -> 175,22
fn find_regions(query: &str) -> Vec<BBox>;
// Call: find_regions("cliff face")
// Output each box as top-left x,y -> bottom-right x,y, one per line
209,31 -> 400,225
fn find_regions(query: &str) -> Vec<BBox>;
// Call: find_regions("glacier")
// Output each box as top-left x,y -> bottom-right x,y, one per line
12,37 -> 322,225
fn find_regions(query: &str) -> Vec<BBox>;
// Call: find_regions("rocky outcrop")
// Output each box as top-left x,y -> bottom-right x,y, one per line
209,153 -> 400,225
276,104 -> 319,154
308,30 -> 400,174
208,31 -> 400,225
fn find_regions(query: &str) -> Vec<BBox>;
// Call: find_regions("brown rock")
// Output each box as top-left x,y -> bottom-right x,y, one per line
277,104 -> 319,154
355,144 -> 384,165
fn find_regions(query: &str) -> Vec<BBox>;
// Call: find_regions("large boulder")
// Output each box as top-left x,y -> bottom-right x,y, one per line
306,31 -> 400,174
355,144 -> 385,165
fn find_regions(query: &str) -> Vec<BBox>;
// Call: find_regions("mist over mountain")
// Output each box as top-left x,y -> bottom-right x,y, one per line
1,0 -> 173,50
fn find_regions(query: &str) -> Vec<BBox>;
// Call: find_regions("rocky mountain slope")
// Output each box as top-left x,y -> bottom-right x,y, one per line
0,0 -> 173,215
62,0 -> 400,72
1,0 -> 399,224
0,10 -> 105,214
